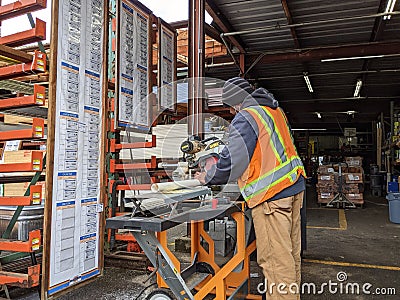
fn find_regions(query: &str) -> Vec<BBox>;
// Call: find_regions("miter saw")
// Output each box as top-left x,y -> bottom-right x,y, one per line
180,135 -> 224,170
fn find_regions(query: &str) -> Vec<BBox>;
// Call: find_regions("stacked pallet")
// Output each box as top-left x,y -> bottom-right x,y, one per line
343,156 -> 364,205
316,170 -> 337,204
317,158 -> 364,205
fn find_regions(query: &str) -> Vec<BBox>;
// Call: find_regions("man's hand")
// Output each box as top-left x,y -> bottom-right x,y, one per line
194,172 -> 207,185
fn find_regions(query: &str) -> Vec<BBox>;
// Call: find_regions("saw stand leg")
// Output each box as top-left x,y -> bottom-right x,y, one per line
133,231 -> 195,300
327,163 -> 356,209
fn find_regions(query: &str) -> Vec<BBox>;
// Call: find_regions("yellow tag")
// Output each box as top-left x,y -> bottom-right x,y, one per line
33,166 -> 40,171
32,238 -> 40,245
35,126 -> 43,131
32,245 -> 40,251
33,159 -> 40,165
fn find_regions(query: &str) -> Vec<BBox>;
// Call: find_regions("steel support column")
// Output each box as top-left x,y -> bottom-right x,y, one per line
188,0 -> 205,137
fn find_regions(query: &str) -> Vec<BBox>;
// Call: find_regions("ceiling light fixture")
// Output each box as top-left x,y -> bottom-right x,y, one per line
321,55 -> 384,62
346,110 -> 357,115
303,73 -> 314,93
316,112 -> 322,119
292,128 -> 327,131
353,79 -> 363,97
383,0 -> 397,20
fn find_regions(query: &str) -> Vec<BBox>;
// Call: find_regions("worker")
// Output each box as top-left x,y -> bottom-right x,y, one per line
195,77 -> 306,300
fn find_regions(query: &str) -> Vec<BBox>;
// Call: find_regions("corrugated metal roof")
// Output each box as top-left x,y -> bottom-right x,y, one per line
205,0 -> 399,127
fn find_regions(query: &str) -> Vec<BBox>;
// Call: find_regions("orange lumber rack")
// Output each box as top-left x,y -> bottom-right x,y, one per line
0,230 -> 41,252
110,135 -> 156,152
0,0 -> 47,22
0,184 -> 42,206
0,18 -> 46,47
0,118 -> 44,141
0,151 -> 44,173
0,44 -> 33,63
115,232 -> 136,242
116,184 -> 152,191
109,156 -> 157,172
0,50 -> 46,80
0,265 -> 40,288
0,85 -> 45,109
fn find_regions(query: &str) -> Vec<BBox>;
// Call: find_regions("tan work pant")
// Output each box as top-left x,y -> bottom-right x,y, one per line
251,191 -> 304,300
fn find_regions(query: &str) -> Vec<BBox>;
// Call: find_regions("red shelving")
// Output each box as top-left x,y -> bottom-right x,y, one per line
0,18 -> 46,47
0,151 -> 44,173
0,184 -> 42,206
0,50 -> 46,80
0,0 -> 47,22
0,265 -> 40,288
110,135 -> 156,152
0,118 -> 45,141
0,230 -> 41,252
0,84 -> 45,109
109,156 -> 157,172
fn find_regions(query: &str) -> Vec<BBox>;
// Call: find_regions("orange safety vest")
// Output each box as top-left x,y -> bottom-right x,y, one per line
238,105 -> 306,208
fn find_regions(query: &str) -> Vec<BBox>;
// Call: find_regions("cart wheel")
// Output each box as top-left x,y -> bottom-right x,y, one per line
147,288 -> 175,300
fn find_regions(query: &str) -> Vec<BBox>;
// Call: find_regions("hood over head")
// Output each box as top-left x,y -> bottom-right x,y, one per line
242,88 -> 279,109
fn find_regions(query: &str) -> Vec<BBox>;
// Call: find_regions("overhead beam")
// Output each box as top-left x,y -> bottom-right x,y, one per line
205,0 -> 245,53
281,0 -> 300,49
170,20 -> 223,44
279,95 -> 399,104
359,0 -> 388,95
283,101 -> 392,113
206,41 -> 400,65
258,41 -> 400,64
170,20 -> 189,29
205,23 -> 223,44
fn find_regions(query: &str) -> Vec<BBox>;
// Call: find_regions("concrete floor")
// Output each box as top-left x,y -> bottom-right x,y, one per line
5,185 -> 400,299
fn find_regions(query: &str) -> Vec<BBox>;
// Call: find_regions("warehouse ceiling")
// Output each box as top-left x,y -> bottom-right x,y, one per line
203,0 -> 400,132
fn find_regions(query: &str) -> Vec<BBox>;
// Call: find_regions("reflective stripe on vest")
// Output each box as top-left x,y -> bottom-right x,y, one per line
245,106 -> 287,164
240,105 -> 305,202
240,156 -> 304,201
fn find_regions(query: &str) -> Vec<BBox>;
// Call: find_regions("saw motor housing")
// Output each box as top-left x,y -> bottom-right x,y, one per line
180,135 -> 224,169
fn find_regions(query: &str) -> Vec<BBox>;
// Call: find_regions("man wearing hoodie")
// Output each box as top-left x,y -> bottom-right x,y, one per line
195,77 -> 306,300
